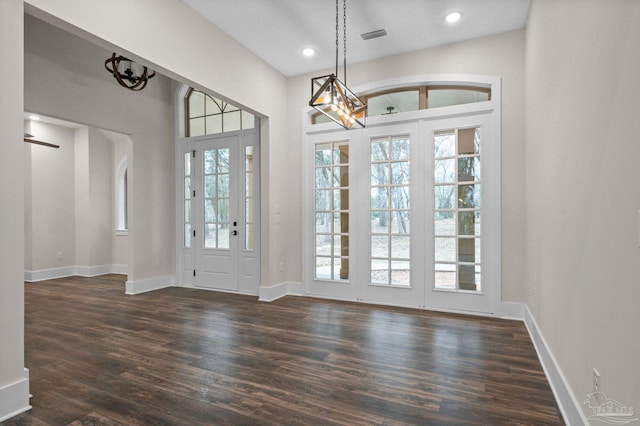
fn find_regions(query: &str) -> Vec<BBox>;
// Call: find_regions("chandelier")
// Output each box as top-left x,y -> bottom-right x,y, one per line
309,0 -> 367,129
104,53 -> 156,91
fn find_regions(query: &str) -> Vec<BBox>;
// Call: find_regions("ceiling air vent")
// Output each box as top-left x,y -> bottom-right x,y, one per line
360,28 -> 387,40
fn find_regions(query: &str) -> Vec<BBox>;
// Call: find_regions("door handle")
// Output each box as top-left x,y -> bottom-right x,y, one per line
232,230 -> 238,236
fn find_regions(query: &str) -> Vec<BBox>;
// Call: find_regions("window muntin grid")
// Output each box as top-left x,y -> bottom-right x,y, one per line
186,89 -> 255,137
370,136 -> 411,287
434,128 -> 481,292
314,141 -> 349,281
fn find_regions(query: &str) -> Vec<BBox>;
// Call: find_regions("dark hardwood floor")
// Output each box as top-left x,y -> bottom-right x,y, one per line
4,275 -> 563,425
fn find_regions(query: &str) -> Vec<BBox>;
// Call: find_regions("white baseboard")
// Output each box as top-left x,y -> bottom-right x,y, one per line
0,372 -> 31,423
258,281 -> 290,301
75,264 -> 112,277
125,275 -> 174,295
524,306 -> 586,426
258,281 -> 304,301
24,265 -> 128,282
24,266 -> 75,282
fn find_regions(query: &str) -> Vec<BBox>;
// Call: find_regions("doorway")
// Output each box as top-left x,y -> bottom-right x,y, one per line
178,129 -> 260,294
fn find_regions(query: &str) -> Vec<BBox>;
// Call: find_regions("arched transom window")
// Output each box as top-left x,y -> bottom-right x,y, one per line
313,85 -> 490,124
186,88 -> 255,137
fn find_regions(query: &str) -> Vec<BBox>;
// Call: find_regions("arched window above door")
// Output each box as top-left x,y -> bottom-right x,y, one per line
185,88 -> 255,137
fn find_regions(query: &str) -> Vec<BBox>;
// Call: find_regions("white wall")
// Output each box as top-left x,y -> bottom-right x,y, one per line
26,121 -> 76,271
74,126 -> 90,268
24,119 -> 129,278
287,30 -> 527,302
87,127 -> 113,267
525,0 -> 640,420
24,0 -> 290,289
74,125 -> 114,271
24,13 -> 175,284
0,0 -> 30,420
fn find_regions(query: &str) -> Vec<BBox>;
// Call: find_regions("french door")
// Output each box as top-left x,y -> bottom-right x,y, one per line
357,122 -> 426,307
180,132 -> 260,294
305,111 -> 499,314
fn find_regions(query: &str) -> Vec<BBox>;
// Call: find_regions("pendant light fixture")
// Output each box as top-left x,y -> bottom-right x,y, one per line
104,53 -> 156,91
309,0 -> 367,129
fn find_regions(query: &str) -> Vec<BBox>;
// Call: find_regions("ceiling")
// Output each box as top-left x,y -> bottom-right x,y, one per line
182,0 -> 531,77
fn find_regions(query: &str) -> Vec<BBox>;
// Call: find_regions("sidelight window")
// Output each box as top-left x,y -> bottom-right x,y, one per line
244,146 -> 255,251
184,152 -> 192,248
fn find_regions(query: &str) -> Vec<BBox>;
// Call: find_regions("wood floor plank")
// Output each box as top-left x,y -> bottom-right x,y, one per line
3,275 -> 564,425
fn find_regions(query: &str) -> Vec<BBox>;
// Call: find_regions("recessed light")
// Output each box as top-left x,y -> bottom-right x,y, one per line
445,12 -> 462,23
302,47 -> 315,57
28,115 -> 40,121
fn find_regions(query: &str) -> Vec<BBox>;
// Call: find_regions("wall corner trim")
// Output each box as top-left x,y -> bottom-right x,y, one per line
0,374 -> 31,423
125,275 -> 174,295
524,306 -> 587,426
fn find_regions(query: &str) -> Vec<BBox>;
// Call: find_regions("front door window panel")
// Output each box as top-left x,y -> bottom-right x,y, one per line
203,148 -> 230,249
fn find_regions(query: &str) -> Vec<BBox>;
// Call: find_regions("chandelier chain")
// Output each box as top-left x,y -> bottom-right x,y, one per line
343,0 -> 347,84
335,0 -> 339,77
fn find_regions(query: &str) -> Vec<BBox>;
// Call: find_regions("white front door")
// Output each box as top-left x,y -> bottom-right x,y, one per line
194,137 -> 239,291
179,131 -> 260,294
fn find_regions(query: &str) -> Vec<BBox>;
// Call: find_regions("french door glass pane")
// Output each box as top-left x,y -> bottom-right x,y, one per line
434,211 -> 455,236
370,135 -> 411,287
434,185 -> 455,210
434,128 -> 481,291
314,141 -> 349,281
434,159 -> 455,183
458,157 -> 480,182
